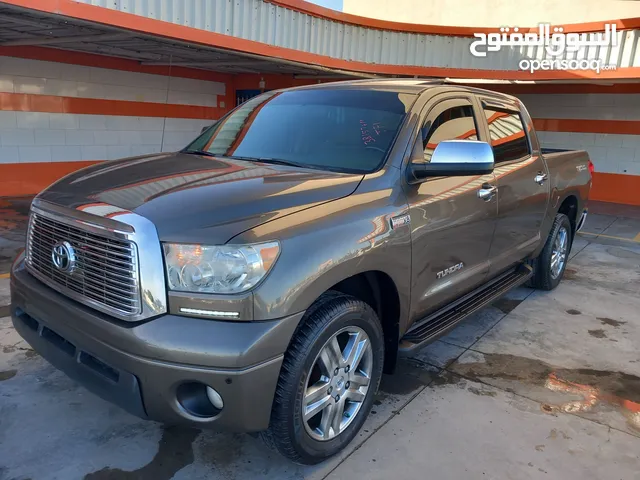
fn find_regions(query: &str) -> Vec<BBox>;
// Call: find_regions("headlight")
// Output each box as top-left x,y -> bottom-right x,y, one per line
163,242 -> 280,294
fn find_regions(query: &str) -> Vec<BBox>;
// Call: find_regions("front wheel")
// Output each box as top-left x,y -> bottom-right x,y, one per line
528,213 -> 573,291
262,292 -> 384,464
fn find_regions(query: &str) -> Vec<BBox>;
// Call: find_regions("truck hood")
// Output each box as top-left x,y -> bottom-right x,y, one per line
39,152 -> 364,243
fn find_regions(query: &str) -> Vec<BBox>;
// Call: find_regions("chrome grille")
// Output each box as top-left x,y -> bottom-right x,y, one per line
26,211 -> 141,316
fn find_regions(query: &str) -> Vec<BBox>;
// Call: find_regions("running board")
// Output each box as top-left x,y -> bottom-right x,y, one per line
399,264 -> 533,354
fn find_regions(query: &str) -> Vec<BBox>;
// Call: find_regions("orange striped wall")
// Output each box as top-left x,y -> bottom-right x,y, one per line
1,161 -> 101,197
0,92 -> 225,119
2,164 -> 635,205
0,53 -> 638,204
0,112 -> 638,203
533,118 -> 640,135
591,172 -> 640,206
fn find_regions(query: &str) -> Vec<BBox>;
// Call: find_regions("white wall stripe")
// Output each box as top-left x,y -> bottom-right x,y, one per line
0,56 -> 225,107
0,112 -> 211,163
536,130 -> 640,175
0,56 -> 224,164
517,93 -> 640,176
518,93 -> 640,121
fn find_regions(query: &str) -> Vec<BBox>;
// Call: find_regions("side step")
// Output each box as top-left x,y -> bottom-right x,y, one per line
399,264 -> 533,354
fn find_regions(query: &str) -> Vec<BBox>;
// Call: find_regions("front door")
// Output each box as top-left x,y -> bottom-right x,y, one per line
404,95 -> 498,323
479,98 -> 550,275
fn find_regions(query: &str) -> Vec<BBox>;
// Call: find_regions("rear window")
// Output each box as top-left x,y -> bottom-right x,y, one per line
185,89 -> 416,173
483,109 -> 530,163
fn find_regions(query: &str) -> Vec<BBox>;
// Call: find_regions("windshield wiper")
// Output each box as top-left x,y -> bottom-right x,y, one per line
181,149 -> 217,157
226,155 -> 311,169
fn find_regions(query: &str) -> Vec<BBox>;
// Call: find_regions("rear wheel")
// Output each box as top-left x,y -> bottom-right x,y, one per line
528,213 -> 572,291
262,292 -> 384,464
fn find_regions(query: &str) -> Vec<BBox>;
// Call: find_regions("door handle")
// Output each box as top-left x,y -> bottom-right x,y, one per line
477,184 -> 497,201
534,172 -> 548,185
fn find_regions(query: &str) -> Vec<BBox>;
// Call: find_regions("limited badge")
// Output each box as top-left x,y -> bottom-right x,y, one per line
390,214 -> 411,229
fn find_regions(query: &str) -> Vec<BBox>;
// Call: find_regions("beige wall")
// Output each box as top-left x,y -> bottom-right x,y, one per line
343,0 -> 640,27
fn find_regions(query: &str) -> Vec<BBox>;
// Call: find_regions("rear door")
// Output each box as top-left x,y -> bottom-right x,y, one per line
480,98 -> 550,276
404,94 -> 498,322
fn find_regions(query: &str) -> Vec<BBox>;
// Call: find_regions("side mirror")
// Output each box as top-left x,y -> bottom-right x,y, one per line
407,140 -> 495,184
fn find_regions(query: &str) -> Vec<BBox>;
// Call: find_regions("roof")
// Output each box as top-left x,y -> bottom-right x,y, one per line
280,79 -> 522,102
283,78 -> 445,93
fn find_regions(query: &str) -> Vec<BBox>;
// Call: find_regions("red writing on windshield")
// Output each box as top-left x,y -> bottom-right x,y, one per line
360,120 -> 376,145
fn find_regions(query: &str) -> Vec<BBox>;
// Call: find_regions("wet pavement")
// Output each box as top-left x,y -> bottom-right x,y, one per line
0,201 -> 640,479
0,196 -> 30,276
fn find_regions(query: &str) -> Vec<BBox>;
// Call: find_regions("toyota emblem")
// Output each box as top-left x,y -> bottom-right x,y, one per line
51,241 -> 76,273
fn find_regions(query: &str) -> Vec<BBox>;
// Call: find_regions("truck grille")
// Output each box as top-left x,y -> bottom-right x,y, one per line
26,212 -> 141,316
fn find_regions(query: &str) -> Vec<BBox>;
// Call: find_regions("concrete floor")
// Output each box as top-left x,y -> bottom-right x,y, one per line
1,201 -> 639,479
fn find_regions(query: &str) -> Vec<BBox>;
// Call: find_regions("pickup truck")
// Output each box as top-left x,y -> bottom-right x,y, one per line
10,79 -> 592,464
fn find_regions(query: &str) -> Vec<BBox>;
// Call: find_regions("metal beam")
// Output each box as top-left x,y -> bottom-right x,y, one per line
1,32 -> 130,46
294,74 -> 352,79
88,45 -> 164,61
143,51 -> 378,78
0,13 -> 54,28
141,59 -> 262,67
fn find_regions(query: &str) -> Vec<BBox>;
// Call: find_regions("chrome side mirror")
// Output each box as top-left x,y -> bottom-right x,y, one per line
408,140 -> 494,183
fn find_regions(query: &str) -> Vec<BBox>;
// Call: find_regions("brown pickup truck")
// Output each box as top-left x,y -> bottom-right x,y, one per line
11,79 -> 592,464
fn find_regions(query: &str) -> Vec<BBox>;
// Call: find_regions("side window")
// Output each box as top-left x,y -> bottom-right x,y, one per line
483,108 -> 530,164
421,103 -> 478,163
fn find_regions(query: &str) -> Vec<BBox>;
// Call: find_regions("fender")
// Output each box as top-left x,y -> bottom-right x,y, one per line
231,168 -> 413,333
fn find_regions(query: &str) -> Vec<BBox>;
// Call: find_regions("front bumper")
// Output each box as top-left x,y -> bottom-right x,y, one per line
10,258 -> 302,432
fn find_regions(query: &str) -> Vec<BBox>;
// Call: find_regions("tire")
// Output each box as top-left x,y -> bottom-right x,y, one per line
528,213 -> 572,291
261,291 -> 384,464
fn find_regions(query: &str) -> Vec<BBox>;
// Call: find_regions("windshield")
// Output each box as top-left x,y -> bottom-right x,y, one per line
184,89 -> 415,173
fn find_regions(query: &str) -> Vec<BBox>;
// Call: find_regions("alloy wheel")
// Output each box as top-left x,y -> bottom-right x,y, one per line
302,326 -> 373,441
551,226 -> 568,279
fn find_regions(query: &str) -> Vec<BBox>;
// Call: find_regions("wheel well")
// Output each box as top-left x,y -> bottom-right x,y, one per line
330,271 -> 400,374
558,195 -> 579,234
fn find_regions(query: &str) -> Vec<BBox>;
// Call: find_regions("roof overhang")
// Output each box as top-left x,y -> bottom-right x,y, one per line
0,3 -> 375,79
1,0 -> 639,83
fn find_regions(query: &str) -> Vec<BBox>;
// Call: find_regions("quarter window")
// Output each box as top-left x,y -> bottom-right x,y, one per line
483,108 -> 530,163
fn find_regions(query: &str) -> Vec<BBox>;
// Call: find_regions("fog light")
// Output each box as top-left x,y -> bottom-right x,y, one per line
206,386 -> 224,409
176,382 -> 223,418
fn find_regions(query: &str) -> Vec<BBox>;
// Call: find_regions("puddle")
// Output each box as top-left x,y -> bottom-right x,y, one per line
85,427 -> 199,480
467,386 -> 497,397
450,353 -> 640,432
0,369 -> 17,381
566,309 -> 581,315
588,329 -> 607,339
379,358 -> 437,395
598,317 -> 626,328
198,432 -> 247,471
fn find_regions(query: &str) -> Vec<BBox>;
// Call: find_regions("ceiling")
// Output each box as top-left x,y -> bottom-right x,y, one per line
0,4 -> 373,78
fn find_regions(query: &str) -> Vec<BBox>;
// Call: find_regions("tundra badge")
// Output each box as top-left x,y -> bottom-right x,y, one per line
437,262 -> 464,279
